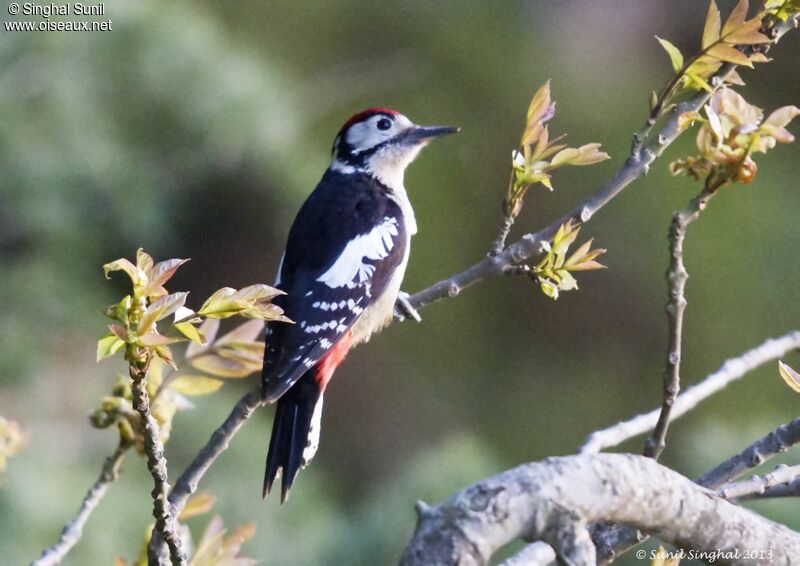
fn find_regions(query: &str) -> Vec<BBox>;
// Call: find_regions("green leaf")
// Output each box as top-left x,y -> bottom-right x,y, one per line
556,270 -> 578,291
139,332 -> 183,347
538,278 -> 559,300
702,0 -> 722,49
721,0 -> 748,36
763,105 -> 800,128
708,44 -> 753,67
232,284 -> 283,303
778,361 -> 800,394
108,324 -> 129,341
186,319 -> 220,358
550,147 -> 582,167
521,82 -> 555,147
170,375 -> 224,396
198,288 -> 249,319
217,342 -> 264,365
137,292 -> 189,334
190,354 -> 258,378
145,258 -> 190,298
175,322 -> 205,344
155,345 -> 176,368
135,248 -> 154,274
217,320 -> 264,346
179,492 -> 216,521
97,335 -> 125,362
649,91 -> 659,111
685,72 -> 714,93
103,258 -> 137,282
656,36 -> 684,72
724,19 -> 770,44
571,143 -> 610,166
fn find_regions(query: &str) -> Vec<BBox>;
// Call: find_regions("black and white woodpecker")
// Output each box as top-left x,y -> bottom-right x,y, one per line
261,108 -> 458,502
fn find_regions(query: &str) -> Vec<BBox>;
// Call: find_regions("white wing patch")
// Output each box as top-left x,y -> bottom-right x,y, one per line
316,217 -> 399,289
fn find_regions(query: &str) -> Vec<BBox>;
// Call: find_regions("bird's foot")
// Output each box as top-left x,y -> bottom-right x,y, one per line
394,291 -> 422,322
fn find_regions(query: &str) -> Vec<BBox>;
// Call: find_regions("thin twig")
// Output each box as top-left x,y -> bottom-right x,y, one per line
148,388 -> 263,560
644,187 -> 717,459
718,463 -> 800,499
490,213 -> 515,256
168,388 -> 262,513
129,361 -> 186,566
744,475 -> 800,499
697,417 -> 800,489
581,331 -> 800,454
32,442 -> 129,566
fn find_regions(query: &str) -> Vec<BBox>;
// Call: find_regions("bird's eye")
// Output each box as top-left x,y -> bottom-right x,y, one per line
376,118 -> 392,131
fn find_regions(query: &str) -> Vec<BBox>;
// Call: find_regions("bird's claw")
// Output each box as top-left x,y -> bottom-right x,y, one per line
394,291 -> 422,322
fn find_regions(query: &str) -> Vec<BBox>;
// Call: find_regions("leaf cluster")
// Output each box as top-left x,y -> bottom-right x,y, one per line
531,221 -> 606,300
652,0 -> 772,119
670,88 -> 799,188
94,248 -> 289,449
504,82 -> 609,219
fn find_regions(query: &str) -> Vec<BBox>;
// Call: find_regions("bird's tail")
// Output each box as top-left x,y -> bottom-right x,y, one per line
263,372 -> 323,503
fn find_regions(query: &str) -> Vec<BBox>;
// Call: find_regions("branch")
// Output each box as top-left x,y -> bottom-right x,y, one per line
148,388 -> 263,560
718,464 -> 800,500
32,442 -> 129,566
697,416 -> 800,489
167,388 -> 262,513
746,475 -> 800,499
129,362 -> 186,566
581,330 -> 800,454
592,416 -> 800,563
400,453 -> 800,565
644,188 -> 717,459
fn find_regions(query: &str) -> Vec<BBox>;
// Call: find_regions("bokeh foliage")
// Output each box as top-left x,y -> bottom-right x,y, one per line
2,1 -> 800,564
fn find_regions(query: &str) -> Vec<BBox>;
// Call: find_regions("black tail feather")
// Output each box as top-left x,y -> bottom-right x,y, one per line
263,372 -> 320,503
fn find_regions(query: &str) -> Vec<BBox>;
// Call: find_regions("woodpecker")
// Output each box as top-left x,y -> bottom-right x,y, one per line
261,108 -> 458,502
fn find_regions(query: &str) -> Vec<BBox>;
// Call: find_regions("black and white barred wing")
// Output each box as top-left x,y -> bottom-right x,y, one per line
262,215 -> 407,402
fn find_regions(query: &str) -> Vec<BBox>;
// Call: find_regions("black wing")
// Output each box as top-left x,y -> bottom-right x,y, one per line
262,170 -> 407,402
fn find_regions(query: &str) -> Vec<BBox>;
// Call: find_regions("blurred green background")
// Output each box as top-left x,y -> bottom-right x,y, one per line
2,1 -> 799,564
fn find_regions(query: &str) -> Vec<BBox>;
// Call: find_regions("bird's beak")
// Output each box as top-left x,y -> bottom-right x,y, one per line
403,124 -> 460,145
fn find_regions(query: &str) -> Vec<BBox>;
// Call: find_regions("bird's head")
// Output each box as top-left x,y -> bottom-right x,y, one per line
331,108 -> 458,189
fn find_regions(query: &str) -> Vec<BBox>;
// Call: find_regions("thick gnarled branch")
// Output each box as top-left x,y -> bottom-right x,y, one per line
400,453 -> 800,565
